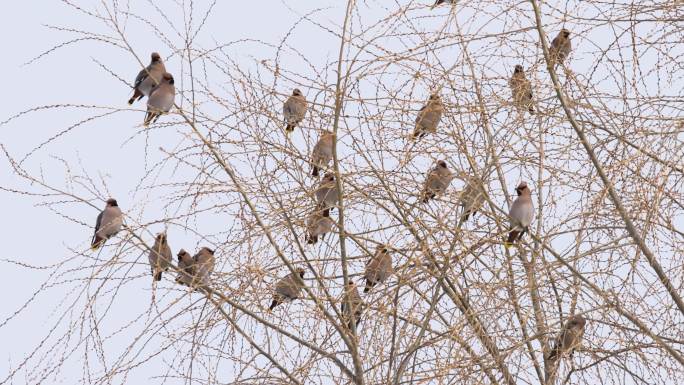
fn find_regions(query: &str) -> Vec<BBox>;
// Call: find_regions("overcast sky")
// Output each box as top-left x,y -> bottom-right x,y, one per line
1,1 -> 681,384
0,2 -> 354,382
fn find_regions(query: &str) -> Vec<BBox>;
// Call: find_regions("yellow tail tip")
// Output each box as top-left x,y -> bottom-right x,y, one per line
504,242 -> 512,249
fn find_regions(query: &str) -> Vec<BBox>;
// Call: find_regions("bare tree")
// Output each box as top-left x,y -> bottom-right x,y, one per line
1,1 -> 683,384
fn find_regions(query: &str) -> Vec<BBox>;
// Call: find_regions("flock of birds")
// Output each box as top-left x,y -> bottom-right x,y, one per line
87,7 -> 583,366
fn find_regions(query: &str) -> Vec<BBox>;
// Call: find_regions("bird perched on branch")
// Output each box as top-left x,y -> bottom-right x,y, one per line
193,247 -> 215,287
305,210 -> 335,245
315,172 -> 339,216
430,0 -> 456,10
413,93 -> 443,139
364,245 -> 393,293
129,52 -> 166,105
421,160 -> 454,203
457,174 -> 486,225
311,130 -> 334,177
270,268 -> 306,310
505,182 -> 534,247
91,198 -> 123,250
341,281 -> 363,330
547,315 -> 586,361
144,72 -> 175,126
509,65 -> 535,114
549,29 -> 572,68
148,232 -> 172,281
283,88 -> 307,133
175,249 -> 195,286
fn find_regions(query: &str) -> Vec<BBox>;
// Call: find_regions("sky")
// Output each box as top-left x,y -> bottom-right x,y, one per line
0,2 -> 351,383
0,1 -> 682,384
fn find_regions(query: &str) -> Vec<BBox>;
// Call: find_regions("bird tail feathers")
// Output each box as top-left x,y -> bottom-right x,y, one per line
144,112 -> 153,126
91,236 -> 104,250
364,280 -> 373,293
128,89 -> 143,105
547,346 -> 560,361
505,230 -> 520,248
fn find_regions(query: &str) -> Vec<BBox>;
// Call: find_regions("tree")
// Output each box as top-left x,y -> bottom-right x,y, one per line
1,1 -> 683,384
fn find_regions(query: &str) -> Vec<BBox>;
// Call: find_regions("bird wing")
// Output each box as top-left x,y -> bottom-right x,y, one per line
133,67 -> 149,88
365,256 -> 380,280
379,253 -> 394,280
91,210 -> 103,244
283,99 -> 292,118
415,105 -> 427,123
276,275 -> 299,298
550,36 -> 561,51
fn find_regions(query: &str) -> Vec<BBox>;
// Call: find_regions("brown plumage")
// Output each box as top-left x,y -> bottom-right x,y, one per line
144,72 -> 175,126
430,0 -> 455,10
193,247 -> 215,287
129,52 -> 166,105
509,65 -> 534,114
364,245 -> 393,293
413,94 -> 443,139
420,160 -> 454,203
148,232 -> 172,281
505,182 -> 534,247
91,198 -> 123,250
270,268 -> 306,310
175,249 -> 195,286
315,172 -> 339,217
457,174 -> 486,224
547,315 -> 586,361
341,282 -> 363,329
283,88 -> 307,133
549,29 -> 572,68
305,210 -> 334,245
311,131 -> 334,177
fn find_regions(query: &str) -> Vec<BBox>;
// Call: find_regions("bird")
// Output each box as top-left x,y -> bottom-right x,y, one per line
549,29 -> 572,68
509,65 -> 535,114
547,315 -> 586,361
430,0 -> 456,10
148,232 -> 172,281
128,52 -> 166,105
341,281 -> 363,330
505,182 -> 534,247
364,245 -> 394,293
193,247 -> 215,287
420,160 -> 454,203
144,72 -> 175,126
283,88 -> 307,133
413,93 -> 443,139
270,267 -> 306,310
311,130 -> 334,177
91,198 -> 123,250
315,172 -> 339,216
175,249 -> 196,286
458,174 -> 486,224
305,210 -> 335,245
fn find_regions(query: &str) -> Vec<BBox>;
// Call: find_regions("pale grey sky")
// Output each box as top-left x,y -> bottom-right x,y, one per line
0,2 -> 351,383
1,1 -> 682,384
